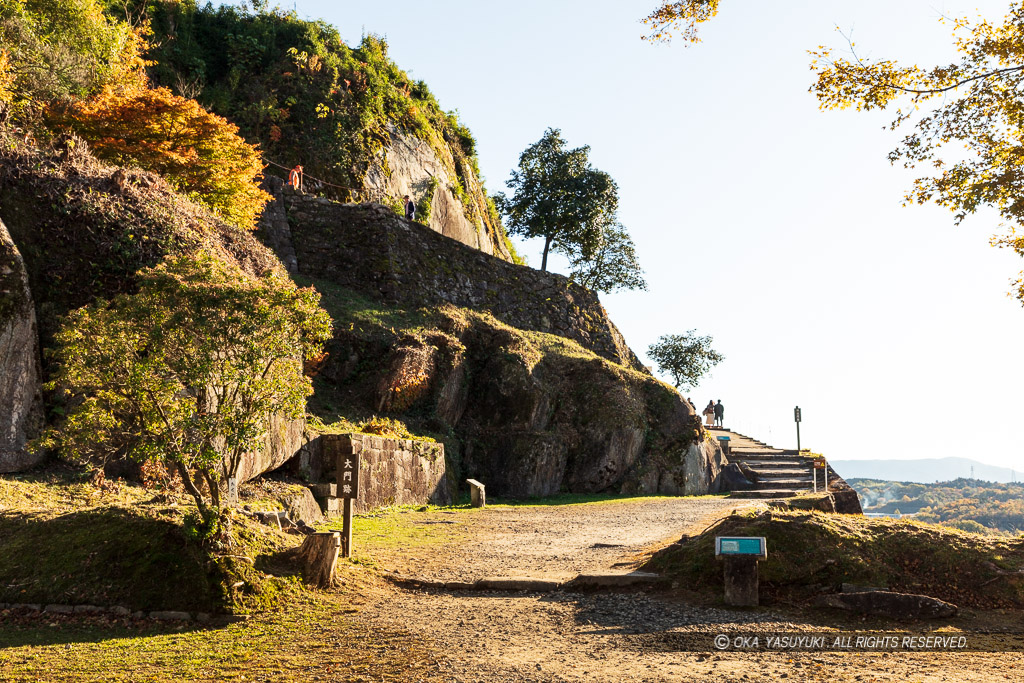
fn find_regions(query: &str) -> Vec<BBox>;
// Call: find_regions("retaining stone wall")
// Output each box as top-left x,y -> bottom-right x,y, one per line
316,433 -> 450,514
261,187 -> 642,370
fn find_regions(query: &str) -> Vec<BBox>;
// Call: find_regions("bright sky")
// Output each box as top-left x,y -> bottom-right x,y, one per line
287,0 -> 1024,470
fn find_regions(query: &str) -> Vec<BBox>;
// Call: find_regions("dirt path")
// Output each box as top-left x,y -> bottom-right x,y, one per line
350,497 -> 1024,682
361,496 -> 745,583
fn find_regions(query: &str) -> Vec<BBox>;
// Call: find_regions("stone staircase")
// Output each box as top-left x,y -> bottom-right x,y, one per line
710,427 -> 823,499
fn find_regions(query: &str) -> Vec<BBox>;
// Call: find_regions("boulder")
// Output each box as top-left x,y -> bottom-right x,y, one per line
719,463 -> 754,491
816,590 -> 958,620
0,218 -> 44,473
276,486 -> 324,525
362,124 -> 511,260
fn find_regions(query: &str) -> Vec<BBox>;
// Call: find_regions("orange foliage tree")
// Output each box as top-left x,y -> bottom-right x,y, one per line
48,86 -> 270,228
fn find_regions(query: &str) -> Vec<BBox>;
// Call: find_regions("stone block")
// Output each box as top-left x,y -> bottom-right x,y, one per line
722,556 -> 760,607
467,479 -> 486,508
150,611 -> 192,621
43,604 -> 74,614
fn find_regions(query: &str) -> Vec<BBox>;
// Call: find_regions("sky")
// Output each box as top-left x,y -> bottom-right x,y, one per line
278,0 -> 1024,471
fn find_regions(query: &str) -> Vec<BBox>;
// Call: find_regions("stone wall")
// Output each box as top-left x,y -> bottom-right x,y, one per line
0,218 -> 44,473
317,433 -> 449,514
266,193 -> 642,370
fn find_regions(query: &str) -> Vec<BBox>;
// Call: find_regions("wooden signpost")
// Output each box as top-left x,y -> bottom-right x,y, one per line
337,451 -> 361,558
813,458 -> 827,493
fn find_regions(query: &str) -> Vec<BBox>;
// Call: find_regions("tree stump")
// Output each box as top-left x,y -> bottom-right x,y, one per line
295,532 -> 341,588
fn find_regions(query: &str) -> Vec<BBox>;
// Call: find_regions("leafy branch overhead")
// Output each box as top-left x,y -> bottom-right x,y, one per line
643,0 -> 1024,304
647,331 -> 724,389
809,6 -> 1024,302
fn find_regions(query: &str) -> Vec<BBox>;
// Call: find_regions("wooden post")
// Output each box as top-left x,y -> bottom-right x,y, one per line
296,531 -> 341,588
341,498 -> 354,558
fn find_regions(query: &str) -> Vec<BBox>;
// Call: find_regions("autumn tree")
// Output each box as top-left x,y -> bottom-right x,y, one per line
644,1 -> 1024,304
809,6 -> 1024,303
495,128 -> 618,271
568,220 -> 647,294
0,0 -> 148,113
642,0 -> 720,44
647,331 -> 724,389
42,253 -> 332,533
47,87 -> 271,228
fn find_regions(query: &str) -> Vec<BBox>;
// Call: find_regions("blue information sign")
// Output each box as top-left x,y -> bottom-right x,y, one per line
715,536 -> 767,559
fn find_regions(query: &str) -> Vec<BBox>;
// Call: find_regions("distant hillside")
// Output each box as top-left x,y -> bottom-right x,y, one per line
850,478 -> 1024,535
832,457 -> 1018,484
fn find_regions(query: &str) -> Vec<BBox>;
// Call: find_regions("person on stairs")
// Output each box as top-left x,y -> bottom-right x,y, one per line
714,400 -> 725,427
703,400 -> 715,427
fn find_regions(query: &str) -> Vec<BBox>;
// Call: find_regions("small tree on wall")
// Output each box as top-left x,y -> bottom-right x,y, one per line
495,128 -> 618,271
41,252 -> 332,535
647,330 -> 724,389
567,220 -> 647,294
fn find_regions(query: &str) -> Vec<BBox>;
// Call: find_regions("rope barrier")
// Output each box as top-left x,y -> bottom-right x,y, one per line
262,156 -> 363,195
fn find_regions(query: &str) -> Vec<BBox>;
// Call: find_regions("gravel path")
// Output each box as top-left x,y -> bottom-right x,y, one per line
365,496 -> 746,583
352,497 -> 1024,682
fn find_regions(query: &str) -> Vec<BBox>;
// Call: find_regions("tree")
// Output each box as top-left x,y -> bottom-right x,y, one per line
809,7 -> 1024,303
0,0 -> 148,112
42,252 -> 332,531
643,2 -> 1024,304
495,128 -> 618,271
642,0 -> 721,44
47,86 -> 272,228
647,331 -> 724,389
568,220 -> 647,293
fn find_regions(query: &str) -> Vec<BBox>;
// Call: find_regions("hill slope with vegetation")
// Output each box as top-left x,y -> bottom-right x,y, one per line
107,0 -> 517,259
852,478 -> 1024,535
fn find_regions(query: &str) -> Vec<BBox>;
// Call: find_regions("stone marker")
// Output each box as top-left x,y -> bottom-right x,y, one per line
816,591 -> 958,620
716,536 -> 767,607
467,479 -> 486,507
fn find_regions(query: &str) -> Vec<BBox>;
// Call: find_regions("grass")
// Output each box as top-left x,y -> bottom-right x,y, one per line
645,507 -> 1024,609
0,592 -> 443,682
0,469 -> 297,615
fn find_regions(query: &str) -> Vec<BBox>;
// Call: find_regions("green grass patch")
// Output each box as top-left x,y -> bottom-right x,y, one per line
0,471 -> 298,615
0,592 -> 443,682
645,508 -> 1024,609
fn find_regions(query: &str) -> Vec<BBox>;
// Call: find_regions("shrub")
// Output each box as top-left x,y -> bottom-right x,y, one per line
41,252 -> 333,527
46,86 -> 271,228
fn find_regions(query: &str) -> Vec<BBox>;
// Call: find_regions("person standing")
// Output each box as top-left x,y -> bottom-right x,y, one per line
287,164 -> 303,191
404,194 -> 416,221
702,400 -> 715,427
714,400 -> 725,427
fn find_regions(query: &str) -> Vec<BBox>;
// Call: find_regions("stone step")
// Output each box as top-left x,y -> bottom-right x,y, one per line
729,490 -> 802,499
740,462 -> 812,470
750,480 -> 814,489
755,474 -> 814,483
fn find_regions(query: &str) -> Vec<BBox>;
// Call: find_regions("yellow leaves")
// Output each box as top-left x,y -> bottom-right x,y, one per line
0,50 -> 13,106
642,0 -> 720,44
46,86 -> 271,229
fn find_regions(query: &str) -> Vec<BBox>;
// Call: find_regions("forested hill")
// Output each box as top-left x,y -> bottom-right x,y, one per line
851,478 -> 1024,535
105,0 -> 516,258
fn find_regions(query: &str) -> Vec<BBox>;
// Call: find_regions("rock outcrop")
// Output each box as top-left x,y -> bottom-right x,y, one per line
313,301 -> 719,498
0,218 -> 44,472
362,125 -> 512,260
0,140 -> 300,481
